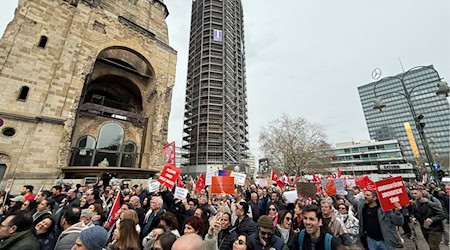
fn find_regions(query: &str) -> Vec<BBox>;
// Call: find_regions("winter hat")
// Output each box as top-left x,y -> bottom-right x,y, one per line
79,226 -> 108,250
258,215 -> 274,230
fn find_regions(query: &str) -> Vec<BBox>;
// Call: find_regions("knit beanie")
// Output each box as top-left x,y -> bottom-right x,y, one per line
79,226 -> 108,250
258,215 -> 274,230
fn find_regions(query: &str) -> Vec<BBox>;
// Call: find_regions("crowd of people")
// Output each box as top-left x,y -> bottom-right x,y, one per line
0,178 -> 448,250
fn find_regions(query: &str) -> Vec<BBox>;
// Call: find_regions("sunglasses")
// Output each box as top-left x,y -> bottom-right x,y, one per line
269,208 -> 277,211
260,231 -> 273,237
235,239 -> 246,245
339,207 -> 347,210
285,217 -> 292,221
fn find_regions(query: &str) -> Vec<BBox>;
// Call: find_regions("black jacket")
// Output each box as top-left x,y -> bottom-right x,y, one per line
235,215 -> 258,236
293,229 -> 340,250
218,227 -> 238,250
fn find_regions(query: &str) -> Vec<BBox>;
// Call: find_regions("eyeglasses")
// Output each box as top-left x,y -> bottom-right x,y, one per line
269,208 -> 277,211
285,217 -> 292,221
235,239 -> 246,245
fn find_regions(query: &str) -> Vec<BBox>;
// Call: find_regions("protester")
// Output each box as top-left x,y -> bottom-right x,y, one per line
172,233 -> 205,250
149,231 -> 177,250
267,202 -> 279,227
346,188 -> 404,250
336,203 -> 359,245
159,211 -> 181,237
292,200 -> 305,232
109,219 -> 141,250
294,204 -> 340,250
32,213 -> 57,250
320,200 -> 352,246
54,206 -> 88,250
248,215 -> 285,250
410,186 -> 446,250
33,197 -> 54,221
72,226 -> 109,250
249,192 -> 261,222
20,185 -> 35,201
184,215 -> 204,236
274,210 -> 295,248
234,201 -> 258,236
0,211 -> 39,249
21,199 -> 38,214
142,196 -> 165,238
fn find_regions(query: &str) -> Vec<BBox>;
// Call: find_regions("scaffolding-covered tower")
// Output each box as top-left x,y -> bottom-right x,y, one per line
182,0 -> 249,175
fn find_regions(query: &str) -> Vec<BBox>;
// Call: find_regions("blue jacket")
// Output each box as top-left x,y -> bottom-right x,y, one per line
249,233 -> 286,250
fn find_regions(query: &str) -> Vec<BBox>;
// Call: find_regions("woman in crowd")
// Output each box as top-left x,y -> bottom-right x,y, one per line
109,219 -> 141,250
184,215 -> 205,236
194,207 -> 210,236
292,200 -> 305,232
119,209 -> 141,234
88,203 -> 105,226
143,225 -> 167,250
32,213 -> 57,250
149,232 -> 177,250
337,203 -> 359,245
205,212 -> 237,250
274,210 -> 295,248
267,202 -> 279,227
159,212 -> 180,237
233,234 -> 254,250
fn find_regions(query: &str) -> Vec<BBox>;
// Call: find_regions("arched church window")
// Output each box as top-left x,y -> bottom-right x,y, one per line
121,141 -> 137,167
97,123 -> 124,151
77,135 -> 96,149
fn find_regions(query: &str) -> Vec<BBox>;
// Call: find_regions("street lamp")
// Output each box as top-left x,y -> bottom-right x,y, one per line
372,65 -> 448,185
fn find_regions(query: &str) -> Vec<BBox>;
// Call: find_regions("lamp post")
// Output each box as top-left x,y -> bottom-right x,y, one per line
372,65 -> 449,186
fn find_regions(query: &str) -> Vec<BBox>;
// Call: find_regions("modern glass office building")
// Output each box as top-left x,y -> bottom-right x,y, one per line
328,140 -> 416,180
358,66 -> 450,170
182,0 -> 249,175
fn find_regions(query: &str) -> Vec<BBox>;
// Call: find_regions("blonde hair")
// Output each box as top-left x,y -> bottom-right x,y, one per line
121,210 -> 139,225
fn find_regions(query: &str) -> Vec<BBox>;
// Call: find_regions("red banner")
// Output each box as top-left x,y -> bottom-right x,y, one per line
158,164 -> 181,189
355,175 -> 376,191
325,179 -> 337,195
163,141 -> 176,167
375,176 -> 409,212
211,176 -> 235,194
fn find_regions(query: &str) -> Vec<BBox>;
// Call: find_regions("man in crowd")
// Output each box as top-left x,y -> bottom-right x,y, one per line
130,195 -> 145,226
320,200 -> 352,246
410,186 -> 446,250
0,211 -> 38,249
54,206 -> 88,250
234,201 -> 257,236
249,215 -> 285,250
20,185 -> 35,201
52,185 -> 66,206
142,196 -> 165,238
347,189 -> 404,250
33,197 -> 54,221
35,189 -> 52,204
231,187 -> 253,223
249,192 -> 261,223
66,188 -> 80,207
72,226 -> 108,250
172,234 -> 205,250
82,189 -> 102,209
295,204 -> 340,250
270,191 -> 286,210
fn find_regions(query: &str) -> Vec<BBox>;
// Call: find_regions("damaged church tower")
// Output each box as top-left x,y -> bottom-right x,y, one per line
0,0 -> 176,191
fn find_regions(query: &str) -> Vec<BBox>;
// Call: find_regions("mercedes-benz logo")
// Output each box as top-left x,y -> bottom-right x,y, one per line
372,68 -> 382,80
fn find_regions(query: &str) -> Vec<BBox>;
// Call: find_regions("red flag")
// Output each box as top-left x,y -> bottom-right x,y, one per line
177,175 -> 184,188
337,168 -> 342,178
163,141 -> 176,167
107,191 -> 122,228
325,180 -> 337,195
355,175 -> 376,191
271,170 -> 278,182
195,173 -> 205,193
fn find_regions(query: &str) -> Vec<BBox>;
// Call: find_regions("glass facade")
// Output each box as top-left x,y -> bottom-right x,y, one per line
358,66 -> 450,168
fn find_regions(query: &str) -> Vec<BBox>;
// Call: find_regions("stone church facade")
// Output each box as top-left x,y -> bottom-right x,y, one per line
0,0 -> 176,192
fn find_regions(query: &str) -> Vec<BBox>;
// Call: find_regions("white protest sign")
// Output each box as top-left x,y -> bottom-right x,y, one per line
231,172 -> 246,186
257,178 -> 268,187
334,178 -> 346,194
174,187 -> 189,200
206,166 -> 219,186
283,190 -> 298,203
148,182 -> 160,193
346,179 -> 356,187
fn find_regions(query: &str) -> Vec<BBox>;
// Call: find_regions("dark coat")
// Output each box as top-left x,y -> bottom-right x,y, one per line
411,198 -> 446,232
292,229 -> 340,250
0,230 -> 39,250
234,215 -> 258,236
274,226 -> 296,249
141,208 -> 165,238
218,227 -> 238,250
249,233 -> 286,250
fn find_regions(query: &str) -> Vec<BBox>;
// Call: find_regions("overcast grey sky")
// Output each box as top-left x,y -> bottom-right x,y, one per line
1,1 -> 449,161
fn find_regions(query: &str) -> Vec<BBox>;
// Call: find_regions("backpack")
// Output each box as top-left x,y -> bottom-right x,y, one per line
298,229 -> 332,250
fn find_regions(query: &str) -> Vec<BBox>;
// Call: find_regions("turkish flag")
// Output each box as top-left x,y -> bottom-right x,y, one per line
195,173 -> 205,193
163,141 -> 176,167
177,175 -> 184,188
325,180 -> 337,195
271,170 -> 278,182
107,191 -> 122,228
356,175 -> 376,191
